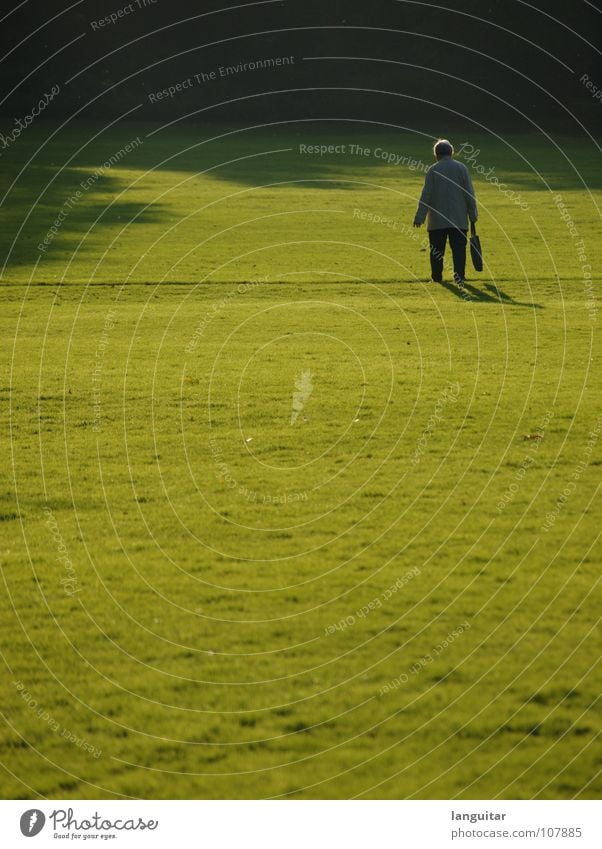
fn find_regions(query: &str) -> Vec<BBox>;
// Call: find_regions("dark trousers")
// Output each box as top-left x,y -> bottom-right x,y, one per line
428,227 -> 468,281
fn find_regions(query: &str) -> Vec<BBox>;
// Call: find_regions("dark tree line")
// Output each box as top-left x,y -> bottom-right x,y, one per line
0,0 -> 600,132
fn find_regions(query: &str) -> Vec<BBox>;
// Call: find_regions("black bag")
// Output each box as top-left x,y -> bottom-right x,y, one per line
470,225 -> 483,272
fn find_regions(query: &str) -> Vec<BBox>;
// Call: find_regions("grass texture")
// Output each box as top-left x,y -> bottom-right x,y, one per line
0,123 -> 600,799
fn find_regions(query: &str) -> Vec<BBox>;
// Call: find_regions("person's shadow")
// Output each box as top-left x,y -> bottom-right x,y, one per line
440,279 -> 543,309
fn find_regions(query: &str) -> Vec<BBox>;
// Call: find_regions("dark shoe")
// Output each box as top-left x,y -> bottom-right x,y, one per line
454,273 -> 465,285
432,276 -> 442,283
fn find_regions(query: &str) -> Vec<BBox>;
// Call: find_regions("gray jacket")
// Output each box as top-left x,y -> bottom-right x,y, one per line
414,156 -> 478,230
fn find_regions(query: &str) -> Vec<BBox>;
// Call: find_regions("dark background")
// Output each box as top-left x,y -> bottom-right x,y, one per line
0,0 -> 600,133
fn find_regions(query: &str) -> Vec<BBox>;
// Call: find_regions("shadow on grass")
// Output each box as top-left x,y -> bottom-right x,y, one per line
2,122 -> 597,281
0,162 -> 169,278
440,279 -> 543,308
147,124 -> 602,192
0,279 -> 545,309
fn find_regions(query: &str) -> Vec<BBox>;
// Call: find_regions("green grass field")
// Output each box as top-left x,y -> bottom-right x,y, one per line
1,123 -> 600,799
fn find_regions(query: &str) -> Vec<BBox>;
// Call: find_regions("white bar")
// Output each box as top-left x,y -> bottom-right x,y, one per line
0,800 -> 599,848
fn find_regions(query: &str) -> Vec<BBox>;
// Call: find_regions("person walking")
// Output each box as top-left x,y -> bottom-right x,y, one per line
413,139 -> 478,284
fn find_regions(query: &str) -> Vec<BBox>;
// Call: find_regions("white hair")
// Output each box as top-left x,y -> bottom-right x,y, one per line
434,139 -> 454,157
